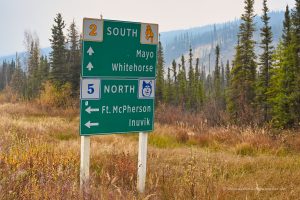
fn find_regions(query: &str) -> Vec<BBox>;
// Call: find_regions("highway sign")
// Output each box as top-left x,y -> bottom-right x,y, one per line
80,79 -> 155,135
81,19 -> 158,78
80,18 -> 158,135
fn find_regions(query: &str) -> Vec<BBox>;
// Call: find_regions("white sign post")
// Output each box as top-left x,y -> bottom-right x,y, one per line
80,136 -> 90,187
137,132 -> 148,193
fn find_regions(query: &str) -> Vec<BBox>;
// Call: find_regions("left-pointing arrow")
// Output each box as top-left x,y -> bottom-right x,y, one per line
85,121 -> 99,128
85,106 -> 99,114
87,46 -> 94,56
86,62 -> 93,71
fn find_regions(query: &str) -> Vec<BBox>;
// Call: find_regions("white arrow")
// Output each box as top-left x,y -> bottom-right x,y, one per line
85,106 -> 99,114
87,46 -> 94,56
86,62 -> 93,71
85,121 -> 99,128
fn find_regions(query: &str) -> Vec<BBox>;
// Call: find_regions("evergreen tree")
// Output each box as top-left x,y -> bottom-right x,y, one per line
172,59 -> 177,84
292,0 -> 300,54
171,60 -> 178,105
228,0 -> 257,123
282,5 -> 292,46
156,41 -> 165,103
181,54 -> 186,80
165,68 -> 172,103
178,63 -> 186,107
27,39 -> 40,97
11,53 -> 26,96
39,56 -> 50,84
195,58 -> 204,109
67,20 -> 81,94
256,0 -> 273,122
206,53 -> 213,97
269,43 -> 295,128
195,58 -> 200,82
188,47 -> 196,109
213,45 -> 221,100
221,62 -> 225,91
225,60 -> 231,88
188,47 -> 194,85
269,3 -> 299,128
7,60 -> 16,87
291,0 -> 300,124
49,13 -> 67,86
178,55 -> 187,107
0,61 -> 8,89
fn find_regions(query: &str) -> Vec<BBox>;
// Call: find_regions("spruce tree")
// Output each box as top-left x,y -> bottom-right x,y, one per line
292,0 -> 300,54
228,0 -> 257,123
7,60 -> 16,87
39,56 -> 50,84
195,58 -> 204,109
282,5 -> 292,45
156,41 -> 165,103
0,61 -> 8,89
221,62 -> 225,91
225,60 -> 231,88
181,54 -> 186,80
178,55 -> 187,107
213,45 -> 221,100
11,54 -> 26,96
206,53 -> 213,98
67,20 -> 81,94
172,59 -> 177,84
188,47 -> 195,109
291,0 -> 300,124
178,63 -> 186,107
269,43 -> 294,128
49,13 -> 67,86
165,68 -> 172,103
256,0 -> 273,122
171,60 -> 178,105
269,5 -> 297,128
27,40 -> 40,97
188,47 -> 194,85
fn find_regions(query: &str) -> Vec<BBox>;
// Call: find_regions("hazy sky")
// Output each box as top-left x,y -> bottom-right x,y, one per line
0,0 -> 295,56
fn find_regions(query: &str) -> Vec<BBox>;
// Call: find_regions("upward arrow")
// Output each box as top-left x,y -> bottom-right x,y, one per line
86,62 -> 93,71
87,47 -> 94,56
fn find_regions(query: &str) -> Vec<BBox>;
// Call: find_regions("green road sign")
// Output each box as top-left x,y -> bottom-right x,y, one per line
80,79 -> 155,135
80,18 -> 158,135
82,19 -> 158,78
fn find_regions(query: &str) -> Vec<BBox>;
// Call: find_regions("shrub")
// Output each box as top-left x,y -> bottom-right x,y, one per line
0,86 -> 20,103
38,81 -> 73,108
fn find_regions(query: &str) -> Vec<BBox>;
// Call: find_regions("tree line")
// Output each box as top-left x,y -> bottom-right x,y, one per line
0,13 -> 81,100
0,0 -> 299,128
156,0 -> 300,128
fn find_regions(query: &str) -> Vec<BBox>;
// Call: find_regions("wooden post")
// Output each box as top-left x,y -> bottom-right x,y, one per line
137,132 -> 148,193
80,136 -> 90,187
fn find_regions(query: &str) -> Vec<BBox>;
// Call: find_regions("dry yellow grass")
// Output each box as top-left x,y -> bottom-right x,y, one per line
0,102 -> 300,199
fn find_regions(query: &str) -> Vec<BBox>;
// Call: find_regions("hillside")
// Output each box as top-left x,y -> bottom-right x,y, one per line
160,11 -> 284,71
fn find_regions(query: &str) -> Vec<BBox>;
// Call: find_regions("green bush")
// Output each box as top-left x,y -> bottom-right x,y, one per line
39,81 -> 73,108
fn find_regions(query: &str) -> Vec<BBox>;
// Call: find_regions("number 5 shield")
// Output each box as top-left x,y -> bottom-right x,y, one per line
81,78 -> 101,100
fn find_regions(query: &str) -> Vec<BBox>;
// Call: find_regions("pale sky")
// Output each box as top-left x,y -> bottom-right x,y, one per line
0,0 -> 295,56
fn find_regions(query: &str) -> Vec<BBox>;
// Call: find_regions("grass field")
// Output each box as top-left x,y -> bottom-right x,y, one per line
0,103 -> 300,199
